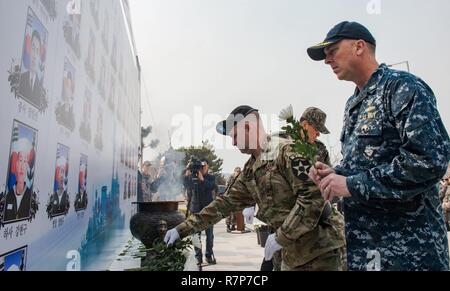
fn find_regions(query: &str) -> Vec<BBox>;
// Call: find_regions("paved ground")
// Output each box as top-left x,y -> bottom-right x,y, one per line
199,220 -> 264,271
108,238 -> 142,271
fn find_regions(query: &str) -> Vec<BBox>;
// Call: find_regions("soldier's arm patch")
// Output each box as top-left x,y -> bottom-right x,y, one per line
290,157 -> 312,181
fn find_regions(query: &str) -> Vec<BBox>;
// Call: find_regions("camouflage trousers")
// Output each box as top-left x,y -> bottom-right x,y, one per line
281,248 -> 344,271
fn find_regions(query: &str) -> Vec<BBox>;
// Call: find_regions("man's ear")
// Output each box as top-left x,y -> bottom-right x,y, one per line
355,40 -> 365,56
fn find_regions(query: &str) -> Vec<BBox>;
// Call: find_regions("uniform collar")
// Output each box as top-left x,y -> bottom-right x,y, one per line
14,182 -> 27,196
260,135 -> 284,163
348,63 -> 388,112
245,135 -> 285,175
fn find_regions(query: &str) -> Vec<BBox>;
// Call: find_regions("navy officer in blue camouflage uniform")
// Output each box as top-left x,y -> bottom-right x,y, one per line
307,21 -> 450,271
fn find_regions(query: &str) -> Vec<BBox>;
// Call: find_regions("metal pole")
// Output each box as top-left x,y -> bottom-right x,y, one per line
388,61 -> 410,73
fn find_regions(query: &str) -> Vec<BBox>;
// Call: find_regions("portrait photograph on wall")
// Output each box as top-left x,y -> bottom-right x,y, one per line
63,0 -> 81,58
1,121 -> 38,225
46,144 -> 70,218
84,30 -> 96,83
17,7 -> 48,111
0,246 -> 28,271
107,78 -> 116,111
55,58 -> 76,131
79,88 -> 92,143
74,154 -> 88,212
97,56 -> 107,100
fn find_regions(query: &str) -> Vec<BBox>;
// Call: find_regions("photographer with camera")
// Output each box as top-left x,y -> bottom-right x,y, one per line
184,158 -> 217,265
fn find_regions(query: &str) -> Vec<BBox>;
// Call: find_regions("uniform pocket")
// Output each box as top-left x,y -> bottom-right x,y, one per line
355,119 -> 384,162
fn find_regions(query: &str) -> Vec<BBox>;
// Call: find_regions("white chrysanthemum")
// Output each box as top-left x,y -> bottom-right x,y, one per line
279,105 -> 294,121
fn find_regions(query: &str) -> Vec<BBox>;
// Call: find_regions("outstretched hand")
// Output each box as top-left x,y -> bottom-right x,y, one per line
308,162 -> 335,185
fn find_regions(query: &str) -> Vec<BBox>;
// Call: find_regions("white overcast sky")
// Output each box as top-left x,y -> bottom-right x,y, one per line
129,0 -> 450,174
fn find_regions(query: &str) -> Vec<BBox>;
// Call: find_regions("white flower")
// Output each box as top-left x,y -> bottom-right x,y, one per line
279,105 -> 294,121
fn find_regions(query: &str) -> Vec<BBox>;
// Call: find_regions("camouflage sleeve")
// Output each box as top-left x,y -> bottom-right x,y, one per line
274,144 -> 327,247
316,140 -> 331,166
176,172 -> 255,238
444,187 -> 450,204
347,80 -> 450,201
439,185 -> 447,202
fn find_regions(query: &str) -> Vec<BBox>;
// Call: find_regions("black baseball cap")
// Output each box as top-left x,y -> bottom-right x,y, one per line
307,21 -> 376,61
216,105 -> 259,136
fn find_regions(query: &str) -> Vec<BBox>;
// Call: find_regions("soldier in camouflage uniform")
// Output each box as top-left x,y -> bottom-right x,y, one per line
276,107 -> 331,167
164,105 -> 346,271
263,107 -> 338,271
299,107 -> 332,167
299,107 -> 347,270
307,21 -> 450,270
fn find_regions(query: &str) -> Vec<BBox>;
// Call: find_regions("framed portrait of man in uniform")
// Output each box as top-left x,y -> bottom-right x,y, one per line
108,78 -> 116,111
18,7 -> 48,111
97,56 -> 107,100
55,58 -> 76,131
74,154 -> 88,212
0,246 -> 28,271
79,88 -> 92,143
2,121 -> 37,224
63,0 -> 81,57
47,144 -> 70,218
85,30 -> 96,83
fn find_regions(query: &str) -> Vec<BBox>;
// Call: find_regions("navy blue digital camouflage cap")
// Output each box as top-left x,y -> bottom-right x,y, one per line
216,105 -> 259,136
307,21 -> 376,61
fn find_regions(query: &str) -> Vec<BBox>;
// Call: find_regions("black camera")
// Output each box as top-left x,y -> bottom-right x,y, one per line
188,157 -> 203,178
